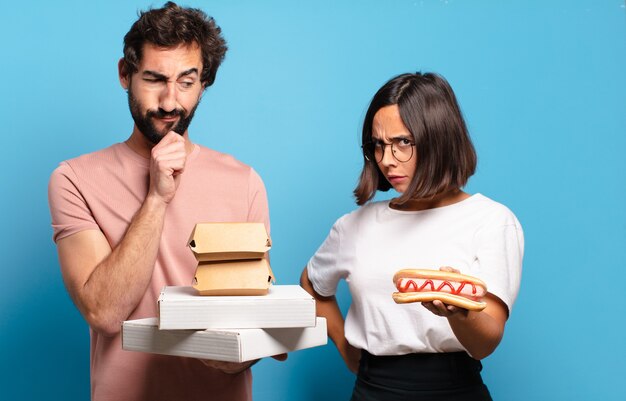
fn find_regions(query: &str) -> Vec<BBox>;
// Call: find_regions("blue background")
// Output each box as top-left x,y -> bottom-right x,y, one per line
1,0 -> 625,400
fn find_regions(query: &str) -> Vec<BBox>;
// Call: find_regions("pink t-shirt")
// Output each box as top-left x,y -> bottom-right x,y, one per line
48,142 -> 270,401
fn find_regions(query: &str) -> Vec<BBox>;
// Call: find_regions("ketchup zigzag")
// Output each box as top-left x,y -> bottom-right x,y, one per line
399,279 -> 478,297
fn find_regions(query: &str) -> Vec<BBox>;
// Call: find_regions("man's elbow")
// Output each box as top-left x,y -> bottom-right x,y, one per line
85,310 -> 123,337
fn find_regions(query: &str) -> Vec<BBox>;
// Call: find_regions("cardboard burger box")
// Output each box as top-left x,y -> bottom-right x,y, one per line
122,317 -> 328,363
188,223 -> 274,296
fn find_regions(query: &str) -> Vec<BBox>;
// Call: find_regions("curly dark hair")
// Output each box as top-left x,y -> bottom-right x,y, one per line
120,1 -> 227,88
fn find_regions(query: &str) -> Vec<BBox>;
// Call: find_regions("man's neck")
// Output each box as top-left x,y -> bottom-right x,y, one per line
125,127 -> 194,158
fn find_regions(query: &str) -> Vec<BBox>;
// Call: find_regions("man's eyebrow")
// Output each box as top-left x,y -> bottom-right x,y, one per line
141,68 -> 199,80
177,68 -> 199,79
142,70 -> 167,80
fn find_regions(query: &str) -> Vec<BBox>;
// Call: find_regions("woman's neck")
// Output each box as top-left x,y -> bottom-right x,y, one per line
390,189 -> 471,211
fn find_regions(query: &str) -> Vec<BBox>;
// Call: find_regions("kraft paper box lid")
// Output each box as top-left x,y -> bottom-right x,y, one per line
188,223 -> 271,262
193,258 -> 275,296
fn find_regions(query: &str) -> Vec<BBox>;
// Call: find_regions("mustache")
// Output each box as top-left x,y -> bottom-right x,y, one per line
147,108 -> 186,119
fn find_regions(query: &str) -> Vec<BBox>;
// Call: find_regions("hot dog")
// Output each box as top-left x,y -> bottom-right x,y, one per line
392,269 -> 488,311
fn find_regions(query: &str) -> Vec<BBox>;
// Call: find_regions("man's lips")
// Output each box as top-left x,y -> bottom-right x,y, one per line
155,116 -> 179,123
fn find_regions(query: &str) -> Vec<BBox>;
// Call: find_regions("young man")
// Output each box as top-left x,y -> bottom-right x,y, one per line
48,3 -> 276,400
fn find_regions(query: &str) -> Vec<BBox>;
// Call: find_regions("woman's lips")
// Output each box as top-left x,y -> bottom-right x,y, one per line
387,175 -> 406,184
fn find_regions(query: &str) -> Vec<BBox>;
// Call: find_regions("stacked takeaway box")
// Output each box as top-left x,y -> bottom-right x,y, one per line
122,223 -> 327,362
188,222 -> 275,296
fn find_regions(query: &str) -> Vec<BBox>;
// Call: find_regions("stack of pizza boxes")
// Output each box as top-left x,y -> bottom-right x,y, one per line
122,223 -> 327,362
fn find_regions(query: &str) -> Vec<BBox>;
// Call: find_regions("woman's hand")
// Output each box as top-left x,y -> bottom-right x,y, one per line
421,266 -> 470,318
422,299 -> 469,318
421,266 -> 509,359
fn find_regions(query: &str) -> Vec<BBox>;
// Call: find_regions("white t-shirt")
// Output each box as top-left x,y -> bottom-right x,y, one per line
307,194 -> 524,356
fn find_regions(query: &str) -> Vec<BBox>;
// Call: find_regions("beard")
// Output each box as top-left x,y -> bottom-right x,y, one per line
127,88 -> 200,145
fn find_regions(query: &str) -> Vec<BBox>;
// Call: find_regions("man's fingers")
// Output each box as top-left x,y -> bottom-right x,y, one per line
151,132 -> 186,158
152,139 -> 186,159
152,152 -> 187,167
147,132 -> 187,203
199,359 -> 256,374
152,155 -> 186,176
271,353 -> 288,362
157,131 -> 185,145
151,141 -> 187,173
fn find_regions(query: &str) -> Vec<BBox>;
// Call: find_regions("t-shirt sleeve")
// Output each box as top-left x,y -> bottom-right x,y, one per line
48,162 -> 99,243
306,216 -> 349,297
473,214 -> 524,313
246,168 -> 270,235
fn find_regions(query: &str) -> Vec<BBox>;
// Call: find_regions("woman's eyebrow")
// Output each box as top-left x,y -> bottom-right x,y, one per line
390,134 -> 412,139
374,134 -> 412,142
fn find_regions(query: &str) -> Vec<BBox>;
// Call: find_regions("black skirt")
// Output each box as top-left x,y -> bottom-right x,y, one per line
350,350 -> 492,401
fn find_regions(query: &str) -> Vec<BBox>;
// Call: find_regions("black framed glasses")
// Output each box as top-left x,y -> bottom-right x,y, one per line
362,137 -> 415,163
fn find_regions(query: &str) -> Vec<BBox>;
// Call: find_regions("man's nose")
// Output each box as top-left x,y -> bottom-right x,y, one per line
159,82 -> 177,112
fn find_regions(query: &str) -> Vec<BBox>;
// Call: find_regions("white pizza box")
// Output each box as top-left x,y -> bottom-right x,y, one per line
158,285 -> 316,330
122,317 -> 327,363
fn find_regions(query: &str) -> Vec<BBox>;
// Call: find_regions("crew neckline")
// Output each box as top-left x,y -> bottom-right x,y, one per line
385,193 -> 483,214
119,141 -> 200,166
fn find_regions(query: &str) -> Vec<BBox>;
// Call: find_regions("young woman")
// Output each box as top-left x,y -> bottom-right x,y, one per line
301,72 -> 523,401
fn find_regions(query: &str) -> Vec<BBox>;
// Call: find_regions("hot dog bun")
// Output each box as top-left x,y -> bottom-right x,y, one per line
392,269 -> 488,311
392,291 -> 487,311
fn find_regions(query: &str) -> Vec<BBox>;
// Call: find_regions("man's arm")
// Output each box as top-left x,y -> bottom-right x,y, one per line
57,196 -> 167,336
55,132 -> 186,336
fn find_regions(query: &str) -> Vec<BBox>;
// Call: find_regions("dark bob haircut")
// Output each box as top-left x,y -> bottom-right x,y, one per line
354,72 -> 477,206
120,1 -> 227,88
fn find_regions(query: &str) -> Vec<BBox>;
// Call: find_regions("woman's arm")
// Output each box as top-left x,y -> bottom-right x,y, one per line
300,267 -> 360,373
421,267 -> 508,359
